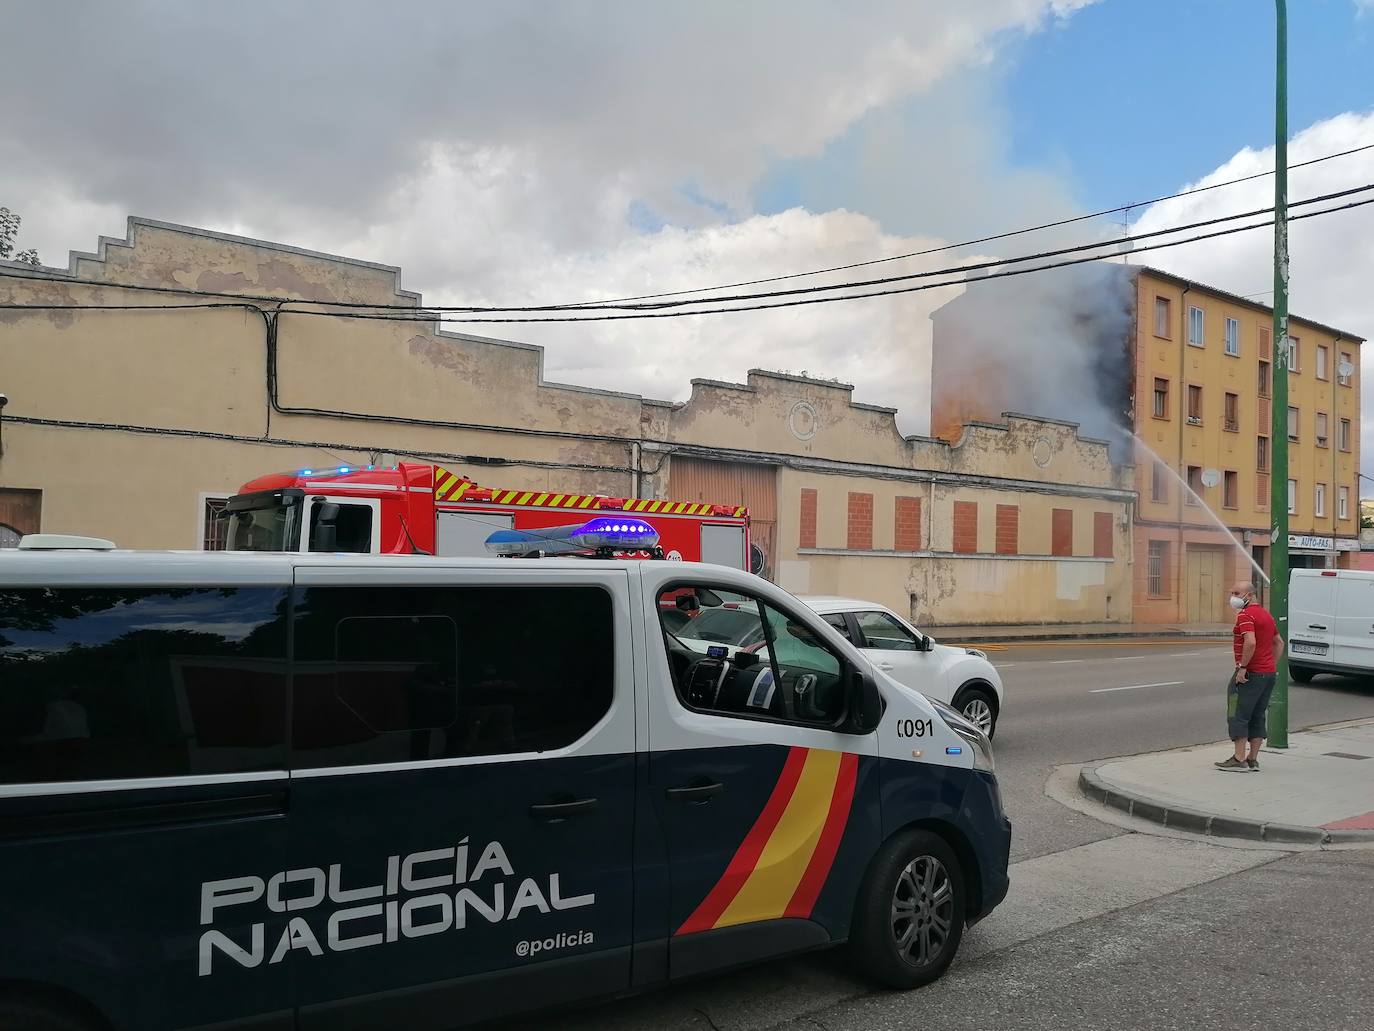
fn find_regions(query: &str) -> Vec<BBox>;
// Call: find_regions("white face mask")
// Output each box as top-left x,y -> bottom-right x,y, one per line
1229,595 -> 1247,610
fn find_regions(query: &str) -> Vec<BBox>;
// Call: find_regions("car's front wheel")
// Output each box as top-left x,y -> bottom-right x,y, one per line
953,684 -> 998,738
847,829 -> 966,990
1290,665 -> 1315,683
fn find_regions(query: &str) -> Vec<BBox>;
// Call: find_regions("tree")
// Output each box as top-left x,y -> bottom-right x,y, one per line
0,206 -> 41,265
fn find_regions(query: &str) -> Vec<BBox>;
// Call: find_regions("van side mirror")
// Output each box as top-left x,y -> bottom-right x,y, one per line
848,669 -> 883,734
918,635 -> 935,652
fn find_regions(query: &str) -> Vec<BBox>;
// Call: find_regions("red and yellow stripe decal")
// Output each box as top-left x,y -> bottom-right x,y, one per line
429,465 -> 748,517
677,747 -> 859,935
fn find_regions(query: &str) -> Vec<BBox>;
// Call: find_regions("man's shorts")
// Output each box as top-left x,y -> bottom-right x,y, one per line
1227,671 -> 1278,740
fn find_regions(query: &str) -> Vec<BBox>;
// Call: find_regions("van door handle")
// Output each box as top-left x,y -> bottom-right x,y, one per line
876,662 -> 895,672
528,797 -> 598,822
667,781 -> 724,804
1308,624 -> 1327,630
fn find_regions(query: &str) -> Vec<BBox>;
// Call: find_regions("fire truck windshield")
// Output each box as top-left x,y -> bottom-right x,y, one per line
225,493 -> 302,552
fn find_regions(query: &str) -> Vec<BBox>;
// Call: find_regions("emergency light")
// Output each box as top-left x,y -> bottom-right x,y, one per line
483,517 -> 660,556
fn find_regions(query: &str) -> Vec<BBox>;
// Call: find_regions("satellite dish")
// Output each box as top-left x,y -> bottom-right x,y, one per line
749,543 -> 767,577
1338,359 -> 1355,379
1201,469 -> 1222,488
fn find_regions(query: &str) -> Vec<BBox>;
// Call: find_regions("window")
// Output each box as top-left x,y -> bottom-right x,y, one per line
657,587 -> 846,727
1257,360 -> 1271,398
1287,335 -> 1300,372
1154,296 -> 1172,338
1259,325 -> 1272,358
1188,305 -> 1205,347
0,587 -> 288,786
1225,317 -> 1240,356
995,504 -> 1019,556
953,501 -> 978,554
847,491 -> 873,550
1186,465 -> 1204,505
1315,483 -> 1327,518
1152,377 -> 1170,419
1340,486 -> 1351,520
1187,384 -> 1203,424
201,496 -> 230,550
1151,461 -> 1169,503
293,585 -> 614,766
1317,344 -> 1329,381
1288,479 -> 1298,515
854,611 -> 919,652
1223,471 -> 1239,509
1288,406 -> 1299,442
1052,509 -> 1073,557
1256,435 -> 1270,472
1256,472 -> 1270,509
821,612 -> 854,642
799,489 -> 817,549
1340,418 -> 1352,452
1339,351 -> 1354,386
1316,412 -> 1329,448
1224,392 -> 1239,432
1093,512 -> 1113,559
895,496 -> 920,551
1147,541 -> 1168,598
308,500 -> 373,553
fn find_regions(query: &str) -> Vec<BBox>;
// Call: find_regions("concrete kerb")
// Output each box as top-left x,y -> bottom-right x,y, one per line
1076,765 -> 1372,846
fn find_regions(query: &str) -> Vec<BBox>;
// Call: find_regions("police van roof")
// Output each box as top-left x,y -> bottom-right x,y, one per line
0,549 -> 673,587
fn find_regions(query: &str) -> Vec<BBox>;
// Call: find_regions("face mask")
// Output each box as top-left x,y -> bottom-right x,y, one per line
1229,595 -> 1247,610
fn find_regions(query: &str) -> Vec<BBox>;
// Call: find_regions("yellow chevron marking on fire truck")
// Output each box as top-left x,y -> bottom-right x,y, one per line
434,472 -> 457,497
453,482 -> 471,500
580,496 -> 595,509
551,494 -> 565,507
534,493 -> 550,506
513,492 -> 531,505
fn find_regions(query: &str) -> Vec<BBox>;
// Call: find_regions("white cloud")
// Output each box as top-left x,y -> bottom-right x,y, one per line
1130,111 -> 1374,484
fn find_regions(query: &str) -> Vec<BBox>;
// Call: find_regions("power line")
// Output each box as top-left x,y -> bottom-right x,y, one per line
274,193 -> 1374,325
569,139 -> 1374,306
6,182 -> 1371,320
1,142 -> 1371,315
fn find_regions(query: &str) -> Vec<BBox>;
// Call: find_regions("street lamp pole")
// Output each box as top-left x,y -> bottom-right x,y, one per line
1269,0 -> 1291,748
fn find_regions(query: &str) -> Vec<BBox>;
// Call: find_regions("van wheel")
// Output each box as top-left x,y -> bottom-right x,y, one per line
848,829 -> 966,990
1290,665 -> 1315,683
0,997 -> 99,1031
954,686 -> 998,738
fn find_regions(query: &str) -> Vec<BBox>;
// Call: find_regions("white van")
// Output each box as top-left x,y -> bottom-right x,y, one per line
1288,568 -> 1374,681
0,546 -> 1010,1031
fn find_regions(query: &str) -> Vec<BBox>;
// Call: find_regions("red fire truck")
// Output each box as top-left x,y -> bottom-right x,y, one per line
224,462 -> 756,570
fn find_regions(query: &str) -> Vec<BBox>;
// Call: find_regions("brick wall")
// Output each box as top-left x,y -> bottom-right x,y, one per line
995,504 -> 1019,555
1052,509 -> 1073,557
847,491 -> 873,550
895,496 -> 921,551
953,501 -> 978,554
799,488 -> 817,549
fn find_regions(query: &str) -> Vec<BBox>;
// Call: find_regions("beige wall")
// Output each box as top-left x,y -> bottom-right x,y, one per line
3,217 -> 1134,625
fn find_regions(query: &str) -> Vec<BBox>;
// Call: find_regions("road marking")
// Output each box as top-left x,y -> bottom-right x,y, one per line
1090,681 -> 1186,694
1048,659 -> 1084,665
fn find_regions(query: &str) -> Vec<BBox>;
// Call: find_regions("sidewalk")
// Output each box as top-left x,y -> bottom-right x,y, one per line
934,621 -> 1232,645
1078,718 -> 1374,845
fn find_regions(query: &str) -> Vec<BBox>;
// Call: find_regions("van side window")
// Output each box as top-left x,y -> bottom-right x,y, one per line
292,585 -> 614,767
309,503 -> 373,553
853,611 -> 919,651
658,586 -> 846,727
0,587 -> 289,785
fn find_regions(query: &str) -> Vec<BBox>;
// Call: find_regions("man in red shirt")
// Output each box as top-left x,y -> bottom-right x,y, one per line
1216,581 -> 1282,772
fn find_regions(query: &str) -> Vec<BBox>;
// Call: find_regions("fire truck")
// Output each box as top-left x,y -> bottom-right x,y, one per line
223,462 -> 757,570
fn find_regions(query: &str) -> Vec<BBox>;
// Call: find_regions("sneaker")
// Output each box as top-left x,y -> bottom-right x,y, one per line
1214,757 -> 1250,772
1247,758 -> 1260,772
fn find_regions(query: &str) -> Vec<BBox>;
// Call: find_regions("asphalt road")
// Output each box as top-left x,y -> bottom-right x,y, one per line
491,642 -> 1374,1031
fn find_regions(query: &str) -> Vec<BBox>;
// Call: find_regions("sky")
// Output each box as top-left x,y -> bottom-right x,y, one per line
3,1 -> 1373,478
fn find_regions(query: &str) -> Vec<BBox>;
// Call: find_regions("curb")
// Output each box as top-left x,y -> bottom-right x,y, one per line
942,630 -> 1231,644
1077,765 -> 1374,845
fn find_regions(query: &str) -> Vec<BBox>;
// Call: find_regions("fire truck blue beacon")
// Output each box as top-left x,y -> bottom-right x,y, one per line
0,541 -> 1009,1030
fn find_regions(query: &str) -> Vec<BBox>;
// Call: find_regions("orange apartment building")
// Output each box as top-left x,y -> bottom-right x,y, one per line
931,264 -> 1364,624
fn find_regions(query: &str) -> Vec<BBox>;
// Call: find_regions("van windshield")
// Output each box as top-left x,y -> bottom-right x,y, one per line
225,495 -> 302,551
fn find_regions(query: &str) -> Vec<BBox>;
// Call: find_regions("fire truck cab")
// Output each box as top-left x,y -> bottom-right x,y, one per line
226,463 -> 757,571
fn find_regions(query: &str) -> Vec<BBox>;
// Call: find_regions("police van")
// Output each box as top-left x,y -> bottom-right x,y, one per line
0,541 -> 1011,1031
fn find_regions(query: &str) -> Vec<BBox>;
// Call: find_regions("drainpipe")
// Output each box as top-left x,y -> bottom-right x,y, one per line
1177,284 -> 1190,622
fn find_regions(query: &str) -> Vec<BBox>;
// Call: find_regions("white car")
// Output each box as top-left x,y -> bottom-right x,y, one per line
798,596 -> 1004,737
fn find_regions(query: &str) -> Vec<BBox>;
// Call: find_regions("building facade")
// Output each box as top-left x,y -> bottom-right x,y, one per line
931,264 -> 1364,624
1,217 -> 1133,626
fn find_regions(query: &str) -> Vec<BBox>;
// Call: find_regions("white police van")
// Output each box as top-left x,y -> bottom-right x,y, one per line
0,541 -> 1010,1030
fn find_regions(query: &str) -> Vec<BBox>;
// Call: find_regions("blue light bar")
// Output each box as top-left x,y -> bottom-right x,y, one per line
945,746 -> 963,755
484,518 -> 660,556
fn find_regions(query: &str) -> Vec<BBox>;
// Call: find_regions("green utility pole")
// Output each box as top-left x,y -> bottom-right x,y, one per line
1269,0 -> 1290,748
